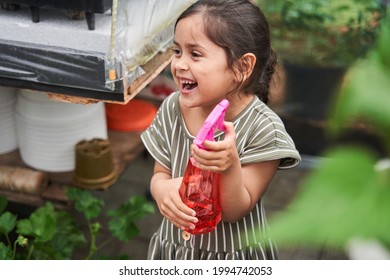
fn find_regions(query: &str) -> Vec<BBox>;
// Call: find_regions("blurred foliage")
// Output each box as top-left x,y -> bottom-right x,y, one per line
257,0 -> 387,67
262,16 -> 390,253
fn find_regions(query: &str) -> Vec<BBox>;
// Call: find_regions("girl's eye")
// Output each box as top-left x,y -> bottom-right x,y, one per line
172,47 -> 181,56
191,51 -> 201,58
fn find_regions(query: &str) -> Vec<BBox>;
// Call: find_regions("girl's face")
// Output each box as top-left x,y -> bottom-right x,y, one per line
171,14 -> 237,109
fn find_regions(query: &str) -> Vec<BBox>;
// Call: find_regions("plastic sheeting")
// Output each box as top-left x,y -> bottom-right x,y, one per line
0,0 -> 195,101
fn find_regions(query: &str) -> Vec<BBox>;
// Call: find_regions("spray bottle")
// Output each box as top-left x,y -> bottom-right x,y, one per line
179,99 -> 230,238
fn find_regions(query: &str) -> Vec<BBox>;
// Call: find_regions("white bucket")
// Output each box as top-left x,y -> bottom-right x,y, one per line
16,89 -> 107,172
0,86 -> 18,154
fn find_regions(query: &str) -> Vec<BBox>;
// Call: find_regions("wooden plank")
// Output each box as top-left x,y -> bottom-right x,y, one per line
126,50 -> 173,103
0,130 -> 145,208
49,50 -> 173,105
0,187 -> 70,210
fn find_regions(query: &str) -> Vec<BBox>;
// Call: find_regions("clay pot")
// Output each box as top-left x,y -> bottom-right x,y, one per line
105,99 -> 157,132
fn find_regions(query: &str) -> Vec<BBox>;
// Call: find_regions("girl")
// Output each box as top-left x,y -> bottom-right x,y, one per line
141,0 -> 301,260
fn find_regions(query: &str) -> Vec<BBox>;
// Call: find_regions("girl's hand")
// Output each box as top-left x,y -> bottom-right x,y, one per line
191,121 -> 239,173
152,175 -> 198,231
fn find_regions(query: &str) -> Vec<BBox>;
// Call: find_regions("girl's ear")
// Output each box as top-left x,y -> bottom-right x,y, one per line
239,53 -> 256,82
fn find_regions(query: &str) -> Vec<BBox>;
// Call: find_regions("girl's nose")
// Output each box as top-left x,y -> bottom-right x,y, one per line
173,56 -> 189,71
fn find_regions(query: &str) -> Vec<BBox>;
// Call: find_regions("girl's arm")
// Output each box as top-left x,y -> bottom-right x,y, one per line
150,162 -> 198,230
220,158 -> 279,222
191,121 -> 280,222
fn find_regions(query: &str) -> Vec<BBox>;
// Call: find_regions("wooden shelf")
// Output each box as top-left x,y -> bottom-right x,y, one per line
44,50 -> 173,104
0,130 -> 145,209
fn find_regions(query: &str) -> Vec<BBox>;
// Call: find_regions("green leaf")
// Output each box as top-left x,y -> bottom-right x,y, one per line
107,195 -> 155,221
16,203 -> 57,243
107,195 -> 155,242
0,211 -> 17,235
266,147 -> 390,248
15,207 -> 86,259
329,19 -> 390,140
0,242 -> 13,260
30,244 -> 60,260
0,196 -> 7,214
108,218 -> 139,242
49,210 -> 87,259
67,188 -> 104,220
330,58 -> 390,134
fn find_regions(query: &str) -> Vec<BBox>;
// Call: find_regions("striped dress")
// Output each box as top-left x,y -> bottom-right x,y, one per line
141,92 -> 301,260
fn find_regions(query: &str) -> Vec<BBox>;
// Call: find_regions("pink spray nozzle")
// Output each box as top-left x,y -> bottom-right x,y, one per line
193,99 -> 230,149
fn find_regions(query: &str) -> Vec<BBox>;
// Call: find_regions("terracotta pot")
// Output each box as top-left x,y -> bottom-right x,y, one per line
105,99 -> 157,132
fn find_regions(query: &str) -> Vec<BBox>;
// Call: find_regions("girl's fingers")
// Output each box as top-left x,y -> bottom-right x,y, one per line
192,143 -> 225,161
223,121 -> 236,138
160,204 -> 196,229
163,208 -> 197,230
191,121 -> 237,172
159,191 -> 198,229
191,146 -> 231,171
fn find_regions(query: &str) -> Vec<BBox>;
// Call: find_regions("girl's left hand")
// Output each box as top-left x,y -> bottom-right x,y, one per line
191,121 -> 239,173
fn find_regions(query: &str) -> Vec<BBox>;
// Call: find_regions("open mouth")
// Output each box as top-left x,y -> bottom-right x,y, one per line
180,80 -> 198,92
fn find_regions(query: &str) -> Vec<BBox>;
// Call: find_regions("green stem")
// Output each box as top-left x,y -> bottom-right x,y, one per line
12,238 -> 17,259
5,233 -> 11,248
27,243 -> 34,260
85,219 -> 97,260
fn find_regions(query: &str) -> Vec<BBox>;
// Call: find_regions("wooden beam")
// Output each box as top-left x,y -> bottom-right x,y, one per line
126,50 -> 173,103
48,50 -> 173,105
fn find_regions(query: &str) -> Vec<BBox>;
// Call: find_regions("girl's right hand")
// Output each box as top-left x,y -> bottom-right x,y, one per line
152,175 -> 198,231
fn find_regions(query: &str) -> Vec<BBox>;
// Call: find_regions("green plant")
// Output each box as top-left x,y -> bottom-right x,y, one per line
258,0 -> 386,67
260,16 -> 390,254
0,188 -> 154,260
0,196 -> 85,260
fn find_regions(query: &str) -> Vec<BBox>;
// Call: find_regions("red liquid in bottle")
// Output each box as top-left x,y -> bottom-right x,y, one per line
179,158 -> 221,235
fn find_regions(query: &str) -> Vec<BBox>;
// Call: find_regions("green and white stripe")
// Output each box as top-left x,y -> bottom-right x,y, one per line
141,92 -> 301,260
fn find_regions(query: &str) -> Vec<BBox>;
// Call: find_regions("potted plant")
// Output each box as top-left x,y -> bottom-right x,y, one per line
257,0 -> 387,154
257,0 -> 386,155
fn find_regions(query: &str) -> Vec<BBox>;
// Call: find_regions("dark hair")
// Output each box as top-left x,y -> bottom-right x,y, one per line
175,0 -> 277,104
